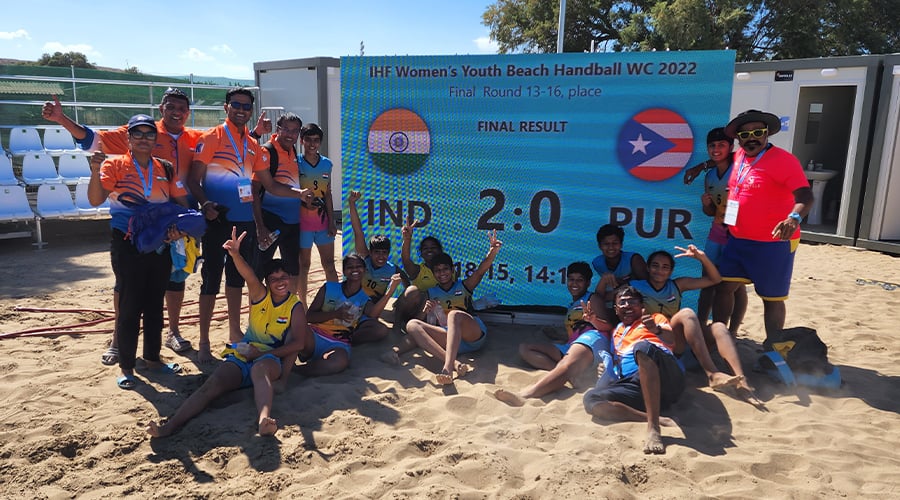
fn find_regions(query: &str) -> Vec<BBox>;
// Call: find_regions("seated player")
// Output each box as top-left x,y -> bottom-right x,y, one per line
592,224 -> 648,321
630,246 -> 753,394
393,216 -> 446,328
298,254 -> 401,375
147,227 -> 309,438
385,230 -> 502,385
582,286 -> 684,454
347,190 -> 408,342
494,261 -> 613,406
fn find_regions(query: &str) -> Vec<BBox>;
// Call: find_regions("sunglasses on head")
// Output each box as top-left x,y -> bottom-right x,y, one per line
736,128 -> 768,140
130,130 -> 158,140
229,101 -> 253,111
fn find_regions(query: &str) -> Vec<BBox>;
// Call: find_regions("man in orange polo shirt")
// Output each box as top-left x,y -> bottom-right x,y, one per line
188,87 -> 313,363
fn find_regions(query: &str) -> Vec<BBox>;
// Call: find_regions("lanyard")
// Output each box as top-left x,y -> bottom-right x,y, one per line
132,157 -> 153,198
734,147 -> 768,193
612,322 -> 638,378
223,124 -> 247,174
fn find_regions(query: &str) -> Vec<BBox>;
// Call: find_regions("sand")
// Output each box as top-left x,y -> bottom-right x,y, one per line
1,222 -> 900,499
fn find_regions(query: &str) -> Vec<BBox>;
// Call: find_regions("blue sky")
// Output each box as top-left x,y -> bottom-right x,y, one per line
3,0 -> 499,79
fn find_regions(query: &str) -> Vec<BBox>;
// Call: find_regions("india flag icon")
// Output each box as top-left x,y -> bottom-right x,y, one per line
367,108 -> 431,175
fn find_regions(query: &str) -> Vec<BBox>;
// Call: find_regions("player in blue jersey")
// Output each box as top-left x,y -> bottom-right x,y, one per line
592,224 -> 648,321
385,230 -> 502,385
683,128 -> 748,334
394,215 -> 447,330
494,261 -> 614,406
298,254 -> 401,375
631,246 -> 754,395
347,190 -> 409,341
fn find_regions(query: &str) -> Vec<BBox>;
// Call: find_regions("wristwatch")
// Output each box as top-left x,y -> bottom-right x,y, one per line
788,212 -> 802,224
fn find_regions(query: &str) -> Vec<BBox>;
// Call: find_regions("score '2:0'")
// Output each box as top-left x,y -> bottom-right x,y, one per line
477,189 -> 561,233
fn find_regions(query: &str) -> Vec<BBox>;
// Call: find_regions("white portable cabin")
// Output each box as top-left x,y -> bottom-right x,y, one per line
253,57 -> 342,212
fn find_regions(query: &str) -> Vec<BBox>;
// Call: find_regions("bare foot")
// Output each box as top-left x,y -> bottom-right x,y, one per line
455,362 -> 472,378
258,416 -> 277,436
147,421 -> 172,438
380,350 -> 400,365
435,369 -> 453,385
493,389 -> 525,407
709,373 -> 743,391
643,427 -> 665,454
197,343 -> 215,364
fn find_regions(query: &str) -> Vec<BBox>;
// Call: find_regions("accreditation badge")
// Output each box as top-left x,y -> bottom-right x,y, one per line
237,177 -> 253,203
723,199 -> 739,226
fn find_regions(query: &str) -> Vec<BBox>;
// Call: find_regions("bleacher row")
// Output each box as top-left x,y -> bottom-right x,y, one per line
1,126 -> 111,247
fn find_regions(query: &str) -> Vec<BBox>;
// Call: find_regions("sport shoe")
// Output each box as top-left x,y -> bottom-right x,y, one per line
165,332 -> 192,353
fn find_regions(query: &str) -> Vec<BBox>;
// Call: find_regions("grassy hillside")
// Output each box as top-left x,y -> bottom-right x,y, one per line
1,63 -> 252,129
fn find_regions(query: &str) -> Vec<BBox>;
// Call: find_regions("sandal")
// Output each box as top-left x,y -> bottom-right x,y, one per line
101,347 -> 119,366
116,374 -> 137,390
164,332 -> 192,353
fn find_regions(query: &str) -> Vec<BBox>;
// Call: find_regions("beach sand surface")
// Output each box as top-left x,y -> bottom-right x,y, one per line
1,223 -> 899,498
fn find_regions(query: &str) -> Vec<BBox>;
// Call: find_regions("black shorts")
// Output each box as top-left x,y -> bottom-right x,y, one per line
583,341 -> 685,412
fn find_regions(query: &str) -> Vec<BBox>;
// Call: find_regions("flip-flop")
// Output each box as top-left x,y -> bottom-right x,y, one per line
116,375 -> 137,390
101,347 -> 119,366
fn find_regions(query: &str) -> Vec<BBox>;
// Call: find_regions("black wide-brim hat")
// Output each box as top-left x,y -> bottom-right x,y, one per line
724,109 -> 781,138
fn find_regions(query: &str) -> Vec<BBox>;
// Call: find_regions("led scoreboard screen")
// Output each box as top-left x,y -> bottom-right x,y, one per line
341,51 -> 734,307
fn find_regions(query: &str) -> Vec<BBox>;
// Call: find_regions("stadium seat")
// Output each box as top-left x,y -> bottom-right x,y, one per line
42,127 -> 79,153
74,181 -> 109,216
35,183 -> 78,218
21,153 -> 62,185
8,127 -> 44,155
0,154 -> 21,185
0,184 -> 36,221
58,153 -> 91,184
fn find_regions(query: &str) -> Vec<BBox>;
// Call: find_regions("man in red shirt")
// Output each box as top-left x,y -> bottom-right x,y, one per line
712,110 -> 814,345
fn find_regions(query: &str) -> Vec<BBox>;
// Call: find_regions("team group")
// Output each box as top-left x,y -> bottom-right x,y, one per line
42,89 -> 812,453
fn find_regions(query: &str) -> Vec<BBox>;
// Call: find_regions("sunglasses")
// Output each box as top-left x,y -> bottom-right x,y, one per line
302,136 -> 322,144
278,126 -> 301,136
736,128 -> 768,140
229,101 -> 253,111
616,297 -> 641,307
130,130 -> 158,140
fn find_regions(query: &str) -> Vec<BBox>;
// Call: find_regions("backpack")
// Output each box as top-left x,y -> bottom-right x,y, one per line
758,327 -> 841,389
259,141 -> 297,200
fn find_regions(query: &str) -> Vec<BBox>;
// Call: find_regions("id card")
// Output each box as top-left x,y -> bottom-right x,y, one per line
237,177 -> 253,203
723,199 -> 739,226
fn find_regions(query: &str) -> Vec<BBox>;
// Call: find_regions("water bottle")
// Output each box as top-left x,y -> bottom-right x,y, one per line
258,229 -> 281,251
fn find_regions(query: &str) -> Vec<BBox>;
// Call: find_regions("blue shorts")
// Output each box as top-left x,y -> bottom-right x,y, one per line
300,229 -> 335,249
305,327 -> 352,360
224,353 -> 281,389
582,341 -> 685,413
718,235 -> 798,300
431,315 -> 487,353
555,329 -> 611,364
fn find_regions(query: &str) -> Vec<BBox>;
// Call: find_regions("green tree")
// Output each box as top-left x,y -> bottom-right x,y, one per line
37,51 -> 96,69
483,0 -> 900,61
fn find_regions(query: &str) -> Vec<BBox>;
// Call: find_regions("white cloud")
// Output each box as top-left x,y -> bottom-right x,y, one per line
42,42 -> 101,58
181,48 -> 214,62
212,44 -> 234,55
473,36 -> 498,53
0,29 -> 30,40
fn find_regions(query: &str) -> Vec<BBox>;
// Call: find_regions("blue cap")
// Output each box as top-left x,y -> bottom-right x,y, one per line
127,114 -> 155,131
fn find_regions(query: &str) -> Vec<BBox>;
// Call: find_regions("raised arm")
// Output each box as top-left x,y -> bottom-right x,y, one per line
348,190 -> 369,256
672,244 -> 721,292
400,217 -> 421,279
463,230 -> 503,291
42,95 -> 90,141
223,226 -> 267,303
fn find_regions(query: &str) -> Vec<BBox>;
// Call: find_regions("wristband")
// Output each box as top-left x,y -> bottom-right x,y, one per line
249,130 -> 261,140
788,212 -> 802,224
